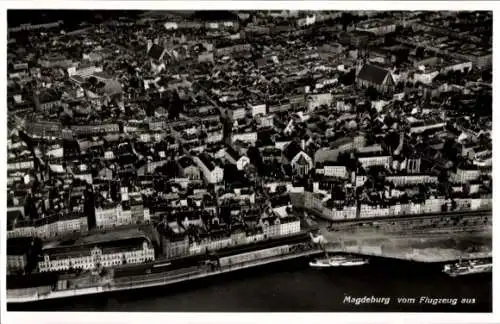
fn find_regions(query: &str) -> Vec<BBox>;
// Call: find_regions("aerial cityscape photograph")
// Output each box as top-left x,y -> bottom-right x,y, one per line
5,7 -> 494,315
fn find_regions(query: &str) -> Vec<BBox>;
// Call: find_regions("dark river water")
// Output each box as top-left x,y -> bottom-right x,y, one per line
10,256 -> 492,312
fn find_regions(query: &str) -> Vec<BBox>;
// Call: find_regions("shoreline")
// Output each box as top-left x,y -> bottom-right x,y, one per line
7,247 -> 492,306
7,249 -> 321,304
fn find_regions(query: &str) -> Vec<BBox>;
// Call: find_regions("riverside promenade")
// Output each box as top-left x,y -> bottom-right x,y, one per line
7,248 -> 320,304
321,226 -> 492,263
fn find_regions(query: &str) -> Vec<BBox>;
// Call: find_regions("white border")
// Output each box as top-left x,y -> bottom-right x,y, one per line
1,1 -> 499,324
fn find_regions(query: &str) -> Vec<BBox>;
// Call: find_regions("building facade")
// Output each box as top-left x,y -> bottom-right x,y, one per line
38,238 -> 155,272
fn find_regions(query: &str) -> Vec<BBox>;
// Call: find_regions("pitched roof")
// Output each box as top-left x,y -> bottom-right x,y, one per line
44,237 -> 149,260
226,146 -> 241,161
178,156 -> 195,169
38,88 -> 60,103
148,44 -> 165,60
198,153 -> 216,171
357,64 -> 391,85
295,153 -> 310,165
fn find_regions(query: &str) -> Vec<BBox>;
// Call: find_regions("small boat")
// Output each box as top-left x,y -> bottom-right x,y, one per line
309,255 -> 369,268
443,259 -> 492,277
328,255 -> 369,267
309,257 -> 334,268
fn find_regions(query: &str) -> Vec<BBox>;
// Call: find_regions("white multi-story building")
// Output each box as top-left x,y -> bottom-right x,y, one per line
354,175 -> 368,187
278,218 -> 301,236
322,164 -> 348,178
206,130 -> 223,143
118,208 -> 132,225
32,213 -> 88,240
307,93 -> 333,110
164,22 -> 178,30
104,151 -> 115,160
74,173 -> 93,185
227,107 -> 246,120
7,213 -> 88,240
7,159 -> 34,171
194,155 -> 224,184
358,156 -> 392,168
232,131 -> 258,144
224,147 -> 250,171
413,70 -> 439,85
405,158 -> 422,174
356,19 -> 396,36
143,208 -> 150,223
386,174 -> 439,186
95,205 -> 119,228
297,14 -> 316,27
7,254 -> 27,274
454,168 -> 482,183
7,224 -> 36,239
410,122 -> 446,134
189,237 -> 233,255
38,237 -> 155,272
257,115 -> 274,128
249,103 -> 266,117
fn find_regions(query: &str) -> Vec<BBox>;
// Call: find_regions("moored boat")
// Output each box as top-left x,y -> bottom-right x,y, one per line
443,259 -> 492,277
309,255 -> 369,268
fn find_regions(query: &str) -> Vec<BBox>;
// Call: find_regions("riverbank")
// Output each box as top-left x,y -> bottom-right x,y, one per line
7,228 -> 492,305
323,231 -> 492,263
7,248 -> 321,305
8,253 -> 492,312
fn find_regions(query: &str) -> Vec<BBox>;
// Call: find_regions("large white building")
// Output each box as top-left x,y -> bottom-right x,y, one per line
307,93 -> 333,111
194,154 -> 224,184
95,201 -> 149,229
249,103 -> 267,117
227,106 -> 246,120
322,164 -> 348,178
8,212 -> 88,240
34,213 -> 89,240
358,155 -> 393,168
386,174 -> 439,186
232,131 -> 258,144
224,147 -> 250,171
454,168 -> 482,183
7,159 -> 34,171
38,235 -> 155,272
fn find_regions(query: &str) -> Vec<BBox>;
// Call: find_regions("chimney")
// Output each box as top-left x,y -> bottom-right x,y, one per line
147,40 -> 153,53
301,139 -> 306,150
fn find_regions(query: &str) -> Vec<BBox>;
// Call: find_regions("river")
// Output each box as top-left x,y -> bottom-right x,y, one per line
9,256 -> 492,312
